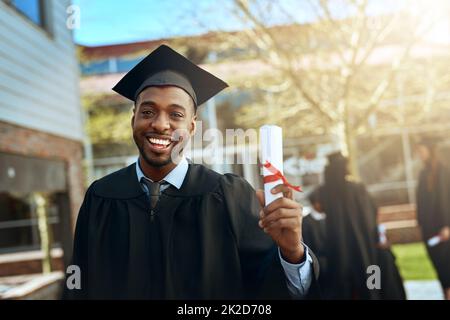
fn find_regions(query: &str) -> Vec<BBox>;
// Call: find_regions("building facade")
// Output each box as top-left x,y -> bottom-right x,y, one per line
0,0 -> 84,274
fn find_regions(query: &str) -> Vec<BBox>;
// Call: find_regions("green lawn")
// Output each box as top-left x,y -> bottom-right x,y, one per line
391,242 -> 438,280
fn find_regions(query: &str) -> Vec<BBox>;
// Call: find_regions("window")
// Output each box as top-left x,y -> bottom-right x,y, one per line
80,57 -> 144,75
116,57 -> 141,73
0,153 -> 70,254
0,192 -> 63,253
80,60 -> 111,75
5,0 -> 47,29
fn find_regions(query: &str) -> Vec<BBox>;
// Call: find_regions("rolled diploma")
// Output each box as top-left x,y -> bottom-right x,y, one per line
427,235 -> 441,247
260,125 -> 283,206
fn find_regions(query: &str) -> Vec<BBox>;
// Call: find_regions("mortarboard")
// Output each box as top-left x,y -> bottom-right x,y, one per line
112,44 -> 228,107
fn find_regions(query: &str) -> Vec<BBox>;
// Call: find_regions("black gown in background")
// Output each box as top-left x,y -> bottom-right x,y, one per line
302,212 -> 329,295
416,163 -> 450,289
322,181 -> 405,300
63,163 -> 320,299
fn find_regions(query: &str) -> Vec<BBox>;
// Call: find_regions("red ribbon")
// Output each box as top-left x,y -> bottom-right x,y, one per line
261,161 -> 302,192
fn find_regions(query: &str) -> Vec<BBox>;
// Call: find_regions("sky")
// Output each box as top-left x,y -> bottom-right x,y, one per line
73,0 -> 402,46
73,0 -> 252,46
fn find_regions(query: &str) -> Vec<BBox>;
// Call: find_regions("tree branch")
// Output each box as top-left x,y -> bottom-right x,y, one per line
234,0 -> 335,123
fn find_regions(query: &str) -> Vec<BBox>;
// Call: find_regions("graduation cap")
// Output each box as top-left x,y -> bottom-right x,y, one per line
112,45 -> 228,107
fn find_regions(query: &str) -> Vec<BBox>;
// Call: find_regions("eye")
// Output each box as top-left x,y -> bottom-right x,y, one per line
171,112 -> 184,118
142,110 -> 155,117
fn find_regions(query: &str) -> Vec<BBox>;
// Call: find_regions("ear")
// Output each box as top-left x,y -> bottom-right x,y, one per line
190,114 -> 197,136
131,107 -> 136,128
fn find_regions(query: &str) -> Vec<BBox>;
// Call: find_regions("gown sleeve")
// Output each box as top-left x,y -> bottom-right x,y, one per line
219,173 -> 319,299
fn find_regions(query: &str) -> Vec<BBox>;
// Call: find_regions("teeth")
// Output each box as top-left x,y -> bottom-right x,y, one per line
148,137 -> 170,146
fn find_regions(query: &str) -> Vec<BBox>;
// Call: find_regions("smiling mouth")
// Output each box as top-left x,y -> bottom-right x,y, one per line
146,136 -> 173,150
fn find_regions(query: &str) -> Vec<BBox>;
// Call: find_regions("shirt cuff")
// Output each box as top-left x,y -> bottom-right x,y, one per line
278,243 -> 314,298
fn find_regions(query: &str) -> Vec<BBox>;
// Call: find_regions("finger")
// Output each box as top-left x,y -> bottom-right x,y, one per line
259,209 -> 264,219
263,197 -> 300,215
256,189 -> 265,208
270,184 -> 293,199
265,215 -> 301,230
260,208 -> 299,227
263,217 -> 301,233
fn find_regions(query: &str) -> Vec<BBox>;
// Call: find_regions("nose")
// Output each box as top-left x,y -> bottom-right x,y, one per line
151,113 -> 170,132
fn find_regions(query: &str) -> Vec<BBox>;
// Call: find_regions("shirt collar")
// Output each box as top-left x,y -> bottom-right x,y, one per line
135,156 -> 188,190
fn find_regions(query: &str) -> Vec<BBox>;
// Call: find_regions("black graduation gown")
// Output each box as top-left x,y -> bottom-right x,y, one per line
416,164 -> 450,288
322,181 -> 405,299
376,247 -> 406,300
63,163 -> 320,299
322,181 -> 379,299
302,213 -> 329,294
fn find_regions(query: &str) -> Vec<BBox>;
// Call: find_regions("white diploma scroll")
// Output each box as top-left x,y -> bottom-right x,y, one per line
260,125 -> 284,206
427,235 -> 441,247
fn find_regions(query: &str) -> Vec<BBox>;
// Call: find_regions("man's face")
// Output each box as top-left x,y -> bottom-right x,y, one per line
132,86 -> 196,168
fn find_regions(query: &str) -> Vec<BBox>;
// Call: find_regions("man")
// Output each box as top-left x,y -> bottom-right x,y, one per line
64,45 -> 319,299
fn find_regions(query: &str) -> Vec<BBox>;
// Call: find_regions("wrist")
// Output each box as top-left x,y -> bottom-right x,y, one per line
281,244 -> 305,264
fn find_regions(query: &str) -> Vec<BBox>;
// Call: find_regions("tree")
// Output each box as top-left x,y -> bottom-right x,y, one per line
211,0 -> 450,178
83,94 -> 136,158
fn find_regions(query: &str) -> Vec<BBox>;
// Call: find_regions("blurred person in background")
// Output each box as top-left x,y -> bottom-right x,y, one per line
416,138 -> 450,300
320,152 -> 405,299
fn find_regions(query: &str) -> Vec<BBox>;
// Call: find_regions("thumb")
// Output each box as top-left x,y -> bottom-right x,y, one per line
256,189 -> 265,208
